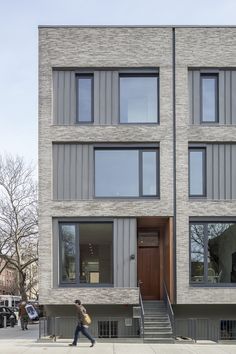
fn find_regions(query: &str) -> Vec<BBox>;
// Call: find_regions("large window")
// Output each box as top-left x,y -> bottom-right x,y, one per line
189,148 -> 206,197
76,75 -> 93,123
190,222 -> 236,285
60,222 -> 113,286
119,74 -> 158,123
201,74 -> 218,123
95,148 -> 159,197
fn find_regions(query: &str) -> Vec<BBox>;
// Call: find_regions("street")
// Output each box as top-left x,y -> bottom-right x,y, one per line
1,324 -> 236,354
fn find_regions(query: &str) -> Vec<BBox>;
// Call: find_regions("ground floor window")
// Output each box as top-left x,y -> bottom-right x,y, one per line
221,320 -> 236,340
59,222 -> 113,286
98,320 -> 118,338
190,222 -> 236,285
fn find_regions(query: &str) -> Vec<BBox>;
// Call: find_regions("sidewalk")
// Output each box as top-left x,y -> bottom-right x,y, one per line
1,325 -> 236,353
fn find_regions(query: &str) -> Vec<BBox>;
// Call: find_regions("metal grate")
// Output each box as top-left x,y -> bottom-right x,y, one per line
220,320 -> 236,340
98,320 -> 118,338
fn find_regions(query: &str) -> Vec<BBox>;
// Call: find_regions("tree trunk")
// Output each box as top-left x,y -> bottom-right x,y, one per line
19,271 -> 27,301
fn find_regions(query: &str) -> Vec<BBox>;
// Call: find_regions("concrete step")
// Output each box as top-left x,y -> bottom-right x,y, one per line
144,331 -> 173,338
144,326 -> 172,331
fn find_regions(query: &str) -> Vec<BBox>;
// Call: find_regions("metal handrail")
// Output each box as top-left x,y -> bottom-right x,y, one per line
163,282 -> 174,335
138,284 -> 145,342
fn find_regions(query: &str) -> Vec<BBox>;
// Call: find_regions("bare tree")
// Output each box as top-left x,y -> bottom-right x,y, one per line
0,154 -> 38,300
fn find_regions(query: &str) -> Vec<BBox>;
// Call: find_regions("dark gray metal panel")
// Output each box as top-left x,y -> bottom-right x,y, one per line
52,219 -> 59,287
70,72 -> 76,124
219,70 -> 225,124
113,220 -> 118,287
76,145 -> 83,199
53,145 -> 58,199
106,71 -> 112,124
64,145 -> 70,199
193,71 -> 200,124
232,145 -> 236,199
219,144 -> 225,199
57,144 -> 64,199
123,219 -> 130,287
88,145 -> 94,199
116,219 -> 124,287
113,218 -> 137,287
112,71 -> 119,124
232,71 -> 236,124
70,144 -> 77,199
129,219 -> 137,287
100,71 -> 106,124
53,71 -> 58,124
188,71 -> 193,124
64,72 -> 71,125
206,144 -> 213,199
213,144 -> 219,199
82,145 -> 89,199
94,71 -> 100,124
225,71 -> 232,124
58,71 -> 65,124
225,144 -> 232,199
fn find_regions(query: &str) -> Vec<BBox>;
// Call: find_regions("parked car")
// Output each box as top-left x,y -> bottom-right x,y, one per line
0,306 -> 17,328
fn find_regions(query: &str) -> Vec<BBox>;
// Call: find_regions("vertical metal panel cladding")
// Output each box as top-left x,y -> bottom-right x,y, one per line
113,219 -> 137,288
53,71 -> 76,124
53,144 -> 93,200
206,143 -> 236,200
189,69 -> 236,124
53,70 -> 119,125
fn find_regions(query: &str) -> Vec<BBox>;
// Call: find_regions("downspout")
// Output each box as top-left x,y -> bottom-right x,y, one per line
172,27 -> 177,304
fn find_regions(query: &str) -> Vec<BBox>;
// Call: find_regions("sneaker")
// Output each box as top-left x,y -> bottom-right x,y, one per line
90,340 -> 96,347
69,343 -> 76,346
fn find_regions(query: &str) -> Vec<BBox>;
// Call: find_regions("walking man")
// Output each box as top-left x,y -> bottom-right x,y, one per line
69,299 -> 96,347
19,301 -> 29,330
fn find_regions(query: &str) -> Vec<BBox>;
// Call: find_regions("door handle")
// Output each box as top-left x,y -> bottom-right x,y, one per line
138,280 -> 143,285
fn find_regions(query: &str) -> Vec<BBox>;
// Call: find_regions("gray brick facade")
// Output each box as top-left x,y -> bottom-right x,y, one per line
39,26 -> 236,308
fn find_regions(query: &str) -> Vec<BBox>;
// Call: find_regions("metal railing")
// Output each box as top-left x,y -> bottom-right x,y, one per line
163,282 -> 175,334
138,285 -> 145,342
174,318 -> 220,342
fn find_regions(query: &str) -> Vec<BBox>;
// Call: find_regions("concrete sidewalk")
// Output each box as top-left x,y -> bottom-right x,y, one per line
1,325 -> 236,353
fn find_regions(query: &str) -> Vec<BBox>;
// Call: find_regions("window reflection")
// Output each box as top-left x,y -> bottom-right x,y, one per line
190,223 -> 236,284
61,225 -> 76,282
201,75 -> 218,122
120,76 -> 158,123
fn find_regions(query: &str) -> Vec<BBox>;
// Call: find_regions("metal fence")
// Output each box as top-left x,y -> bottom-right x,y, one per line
39,316 -> 140,341
174,318 -> 220,342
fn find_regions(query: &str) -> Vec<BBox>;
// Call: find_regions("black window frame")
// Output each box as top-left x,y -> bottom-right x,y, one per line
189,147 -> 206,198
76,74 -> 94,124
200,73 -> 219,124
59,221 -> 114,287
119,73 -> 159,124
189,221 -> 236,287
94,147 -> 160,198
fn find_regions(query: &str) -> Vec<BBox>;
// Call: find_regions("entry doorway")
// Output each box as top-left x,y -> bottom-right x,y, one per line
138,231 -> 160,300
137,217 -> 174,302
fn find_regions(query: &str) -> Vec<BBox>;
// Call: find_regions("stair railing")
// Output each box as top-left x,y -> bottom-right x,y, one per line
163,282 -> 175,337
138,282 -> 145,342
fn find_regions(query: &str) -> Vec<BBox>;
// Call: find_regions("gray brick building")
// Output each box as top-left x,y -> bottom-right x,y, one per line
39,26 -> 236,342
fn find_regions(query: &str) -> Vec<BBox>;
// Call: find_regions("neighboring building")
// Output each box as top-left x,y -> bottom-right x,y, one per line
0,259 -> 18,296
38,26 -> 236,342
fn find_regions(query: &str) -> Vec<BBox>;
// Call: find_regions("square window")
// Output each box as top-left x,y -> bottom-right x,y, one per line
119,74 -> 158,123
60,222 -> 113,286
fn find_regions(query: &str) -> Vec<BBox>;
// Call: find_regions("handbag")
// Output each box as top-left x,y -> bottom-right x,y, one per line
83,313 -> 92,326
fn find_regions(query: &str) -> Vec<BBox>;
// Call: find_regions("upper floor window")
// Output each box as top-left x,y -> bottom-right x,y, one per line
119,74 -> 158,123
76,74 -> 93,123
189,148 -> 206,197
190,222 -> 236,285
201,74 -> 218,123
95,148 -> 159,197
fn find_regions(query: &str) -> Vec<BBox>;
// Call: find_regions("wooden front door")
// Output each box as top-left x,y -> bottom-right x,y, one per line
138,232 -> 160,300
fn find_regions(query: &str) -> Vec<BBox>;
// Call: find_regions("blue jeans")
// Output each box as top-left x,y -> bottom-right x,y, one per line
72,322 -> 94,345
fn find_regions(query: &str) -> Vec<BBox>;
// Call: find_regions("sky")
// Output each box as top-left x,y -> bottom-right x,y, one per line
0,0 -> 236,166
